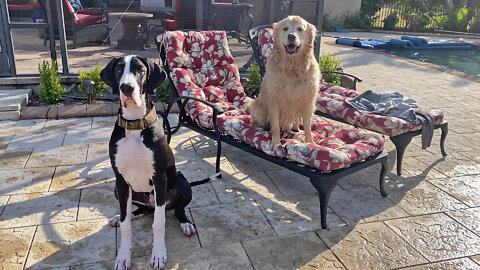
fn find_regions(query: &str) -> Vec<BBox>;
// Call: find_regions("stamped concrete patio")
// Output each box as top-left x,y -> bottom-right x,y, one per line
1,37 -> 480,270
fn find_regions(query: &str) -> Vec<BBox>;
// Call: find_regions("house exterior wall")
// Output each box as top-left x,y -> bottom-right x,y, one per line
324,0 -> 362,20
243,0 -> 362,29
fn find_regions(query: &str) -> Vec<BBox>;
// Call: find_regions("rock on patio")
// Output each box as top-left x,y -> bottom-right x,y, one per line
0,37 -> 480,269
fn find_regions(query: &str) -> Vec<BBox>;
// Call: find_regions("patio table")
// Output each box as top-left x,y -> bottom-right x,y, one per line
110,12 -> 153,50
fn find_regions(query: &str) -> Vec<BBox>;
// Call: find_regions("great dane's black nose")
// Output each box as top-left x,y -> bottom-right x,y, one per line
287,33 -> 296,42
120,84 -> 134,97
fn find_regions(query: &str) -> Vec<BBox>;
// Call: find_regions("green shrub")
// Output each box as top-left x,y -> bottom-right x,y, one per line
383,13 -> 398,30
454,6 -> 470,31
433,15 -> 448,29
79,64 -> 108,99
418,13 -> 432,31
38,60 -> 65,104
319,54 -> 341,86
342,12 -> 373,29
155,79 -> 171,102
361,0 -> 385,17
248,62 -> 261,85
404,11 -> 431,31
468,16 -> 480,33
323,14 -> 337,32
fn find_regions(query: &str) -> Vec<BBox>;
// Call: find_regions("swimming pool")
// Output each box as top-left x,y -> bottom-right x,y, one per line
378,48 -> 480,76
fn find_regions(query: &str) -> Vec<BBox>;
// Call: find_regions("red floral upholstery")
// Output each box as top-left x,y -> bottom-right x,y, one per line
316,91 -> 444,137
162,30 -> 385,172
258,28 -> 274,64
319,83 -> 359,98
258,28 -> 445,137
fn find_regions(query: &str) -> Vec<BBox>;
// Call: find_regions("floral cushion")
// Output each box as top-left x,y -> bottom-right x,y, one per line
216,114 -> 384,172
258,28 -> 445,137
163,30 -> 235,70
316,93 -> 444,137
258,28 -> 274,64
319,83 -> 359,98
162,30 -> 385,172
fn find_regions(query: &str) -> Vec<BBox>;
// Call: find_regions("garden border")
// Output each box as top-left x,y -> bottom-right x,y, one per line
20,102 -> 179,120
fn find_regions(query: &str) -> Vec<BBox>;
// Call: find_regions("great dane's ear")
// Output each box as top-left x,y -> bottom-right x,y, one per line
139,57 -> 167,95
100,57 -> 121,95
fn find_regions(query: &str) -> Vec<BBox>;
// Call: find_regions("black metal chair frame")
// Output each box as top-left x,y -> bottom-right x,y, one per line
157,38 -> 389,229
247,24 -> 448,176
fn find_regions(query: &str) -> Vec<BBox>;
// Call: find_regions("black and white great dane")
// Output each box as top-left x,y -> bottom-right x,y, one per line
100,55 -> 214,270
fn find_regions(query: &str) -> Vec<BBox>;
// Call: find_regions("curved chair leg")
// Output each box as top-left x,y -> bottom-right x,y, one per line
215,136 -> 222,178
379,156 -> 388,197
309,177 -> 339,229
440,122 -> 448,157
213,118 -> 223,179
390,134 -> 413,176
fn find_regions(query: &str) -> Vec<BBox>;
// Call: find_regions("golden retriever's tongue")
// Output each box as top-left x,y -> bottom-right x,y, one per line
286,45 -> 297,53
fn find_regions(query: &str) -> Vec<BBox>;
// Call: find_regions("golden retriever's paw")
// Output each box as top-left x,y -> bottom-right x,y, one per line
272,136 -> 281,147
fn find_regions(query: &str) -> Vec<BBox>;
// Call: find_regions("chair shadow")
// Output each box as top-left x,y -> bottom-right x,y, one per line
168,132 -> 448,268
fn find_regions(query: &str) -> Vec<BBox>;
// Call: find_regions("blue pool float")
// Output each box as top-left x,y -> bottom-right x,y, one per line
401,36 -> 428,46
389,39 -> 415,48
335,37 -> 474,50
413,45 -> 473,50
426,40 -> 473,49
336,38 -> 389,49
336,38 -> 358,46
363,39 -> 389,49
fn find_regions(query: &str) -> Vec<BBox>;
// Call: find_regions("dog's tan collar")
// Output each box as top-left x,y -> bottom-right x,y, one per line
117,103 -> 157,131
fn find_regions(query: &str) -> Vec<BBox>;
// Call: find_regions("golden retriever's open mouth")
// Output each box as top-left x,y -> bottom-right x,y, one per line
285,44 -> 300,55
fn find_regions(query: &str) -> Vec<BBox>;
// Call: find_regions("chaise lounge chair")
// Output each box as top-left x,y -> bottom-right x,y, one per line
157,30 -> 389,229
249,25 -> 448,176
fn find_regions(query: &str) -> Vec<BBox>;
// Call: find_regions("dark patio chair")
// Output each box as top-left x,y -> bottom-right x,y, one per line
156,30 -> 389,229
206,0 -> 253,44
139,0 -> 175,17
162,0 -> 196,31
7,0 -> 41,20
38,0 -> 110,48
249,25 -> 448,176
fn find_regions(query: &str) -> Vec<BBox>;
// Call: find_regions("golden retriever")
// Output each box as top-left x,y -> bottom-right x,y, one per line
249,15 -> 320,146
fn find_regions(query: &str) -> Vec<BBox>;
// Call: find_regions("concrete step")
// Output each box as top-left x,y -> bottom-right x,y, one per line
0,89 -> 31,120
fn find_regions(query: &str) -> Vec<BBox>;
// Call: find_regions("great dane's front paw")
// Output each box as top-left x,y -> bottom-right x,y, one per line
150,246 -> 167,270
109,215 -> 121,227
115,247 -> 132,270
180,222 -> 196,237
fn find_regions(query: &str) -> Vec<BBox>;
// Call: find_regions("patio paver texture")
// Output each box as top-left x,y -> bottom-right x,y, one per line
1,37 -> 480,269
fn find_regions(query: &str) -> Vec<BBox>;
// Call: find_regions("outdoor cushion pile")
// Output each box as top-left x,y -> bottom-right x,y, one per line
162,30 -> 385,172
